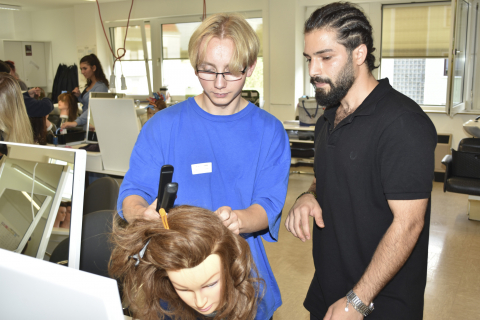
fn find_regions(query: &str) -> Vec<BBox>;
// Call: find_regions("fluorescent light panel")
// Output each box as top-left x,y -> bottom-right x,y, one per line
0,4 -> 21,11
21,191 -> 41,211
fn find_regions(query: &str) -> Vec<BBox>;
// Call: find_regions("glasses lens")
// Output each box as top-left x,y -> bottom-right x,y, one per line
198,71 -> 216,81
224,73 -> 243,81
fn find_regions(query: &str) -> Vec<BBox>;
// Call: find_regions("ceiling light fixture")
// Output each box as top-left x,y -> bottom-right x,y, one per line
0,4 -> 21,11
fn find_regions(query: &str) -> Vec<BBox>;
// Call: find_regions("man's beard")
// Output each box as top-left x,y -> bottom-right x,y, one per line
310,55 -> 355,109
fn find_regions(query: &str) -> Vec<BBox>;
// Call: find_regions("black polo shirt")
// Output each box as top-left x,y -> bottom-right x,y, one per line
304,79 -> 437,319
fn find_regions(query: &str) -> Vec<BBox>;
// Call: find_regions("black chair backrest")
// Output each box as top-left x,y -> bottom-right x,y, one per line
49,237 -> 69,264
83,177 -> 119,216
451,149 -> 480,179
79,209 -> 116,278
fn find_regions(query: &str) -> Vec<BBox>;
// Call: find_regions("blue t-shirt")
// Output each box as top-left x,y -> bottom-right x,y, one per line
118,98 -> 291,319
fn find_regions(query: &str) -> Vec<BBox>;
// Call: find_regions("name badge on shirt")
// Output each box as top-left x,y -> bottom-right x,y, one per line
191,162 -> 212,175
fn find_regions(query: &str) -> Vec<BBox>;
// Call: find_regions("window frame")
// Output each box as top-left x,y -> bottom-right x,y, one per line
107,20 -> 153,98
151,11 -> 263,102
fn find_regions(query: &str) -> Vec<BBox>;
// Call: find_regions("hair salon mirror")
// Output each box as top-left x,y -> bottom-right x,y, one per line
0,142 -> 86,269
85,92 -> 125,143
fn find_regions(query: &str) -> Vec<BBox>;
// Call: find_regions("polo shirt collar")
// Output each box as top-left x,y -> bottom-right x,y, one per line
322,78 -> 392,126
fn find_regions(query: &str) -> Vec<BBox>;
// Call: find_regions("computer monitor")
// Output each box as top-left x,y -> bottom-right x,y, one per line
85,92 -> 126,143
0,142 -> 86,269
0,247 -> 124,320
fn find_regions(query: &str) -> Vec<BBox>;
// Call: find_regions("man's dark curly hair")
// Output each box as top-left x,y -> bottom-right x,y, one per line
304,2 -> 379,72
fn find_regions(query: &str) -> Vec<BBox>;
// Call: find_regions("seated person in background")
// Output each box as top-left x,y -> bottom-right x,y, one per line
109,205 -> 263,320
53,204 -> 67,228
22,86 -> 53,118
4,60 -> 28,91
0,72 -> 34,144
62,54 -> 109,130
146,97 -> 167,120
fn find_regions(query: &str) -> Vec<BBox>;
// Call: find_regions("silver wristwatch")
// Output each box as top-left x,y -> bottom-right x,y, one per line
346,290 -> 374,317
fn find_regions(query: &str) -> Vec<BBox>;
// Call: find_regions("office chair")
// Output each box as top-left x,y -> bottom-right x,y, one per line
83,177 -> 120,215
49,210 -> 116,275
442,147 -> 480,196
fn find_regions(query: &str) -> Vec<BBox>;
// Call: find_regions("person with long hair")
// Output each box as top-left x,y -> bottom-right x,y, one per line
4,60 -> 28,91
29,117 -> 47,145
0,73 -> 34,144
110,205 -> 263,320
62,54 -> 109,129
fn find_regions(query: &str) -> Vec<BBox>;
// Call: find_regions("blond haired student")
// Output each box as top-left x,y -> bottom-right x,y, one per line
118,13 -> 290,320
0,73 -> 34,144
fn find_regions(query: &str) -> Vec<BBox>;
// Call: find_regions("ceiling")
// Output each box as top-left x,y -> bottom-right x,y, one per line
0,0 -> 128,11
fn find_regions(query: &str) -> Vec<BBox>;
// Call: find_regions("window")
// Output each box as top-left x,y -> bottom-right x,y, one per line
380,3 -> 452,108
380,1 -> 480,115
161,17 -> 264,102
109,22 -> 152,96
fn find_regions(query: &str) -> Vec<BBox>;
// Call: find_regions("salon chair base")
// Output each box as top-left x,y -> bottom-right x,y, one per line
468,195 -> 480,221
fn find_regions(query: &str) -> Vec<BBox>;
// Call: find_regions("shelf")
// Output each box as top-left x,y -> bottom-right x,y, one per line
289,139 -> 314,144
291,157 -> 314,164
283,124 -> 315,131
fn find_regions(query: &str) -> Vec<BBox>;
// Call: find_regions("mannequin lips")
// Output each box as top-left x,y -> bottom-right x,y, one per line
198,304 -> 212,312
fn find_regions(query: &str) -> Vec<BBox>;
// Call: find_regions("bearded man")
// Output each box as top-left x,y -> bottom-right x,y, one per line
285,2 -> 437,320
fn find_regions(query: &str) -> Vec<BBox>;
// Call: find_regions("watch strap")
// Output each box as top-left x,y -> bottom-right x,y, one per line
346,290 -> 374,317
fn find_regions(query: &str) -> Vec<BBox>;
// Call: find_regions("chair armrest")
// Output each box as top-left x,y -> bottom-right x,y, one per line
442,154 -> 452,192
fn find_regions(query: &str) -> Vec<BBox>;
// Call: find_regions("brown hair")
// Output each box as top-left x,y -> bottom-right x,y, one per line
58,92 -> 79,121
29,117 -> 47,145
109,205 -> 262,320
79,54 -> 109,88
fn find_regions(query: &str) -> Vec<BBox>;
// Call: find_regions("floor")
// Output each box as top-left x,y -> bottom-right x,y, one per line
264,167 -> 480,320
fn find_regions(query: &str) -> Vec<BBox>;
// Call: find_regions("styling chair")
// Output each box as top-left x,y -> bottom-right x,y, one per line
442,138 -> 480,221
83,176 -> 120,215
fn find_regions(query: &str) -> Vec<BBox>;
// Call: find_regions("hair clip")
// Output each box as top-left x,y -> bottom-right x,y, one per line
130,239 -> 151,267
159,208 -> 169,229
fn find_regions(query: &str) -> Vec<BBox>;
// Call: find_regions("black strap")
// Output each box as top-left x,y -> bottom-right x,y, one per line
301,99 -> 319,118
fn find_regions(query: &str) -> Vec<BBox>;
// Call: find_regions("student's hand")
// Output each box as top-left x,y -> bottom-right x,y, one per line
215,206 -> 240,234
285,193 -> 324,242
72,87 -> 80,97
61,121 -> 78,129
324,297 -> 364,320
28,87 -> 41,98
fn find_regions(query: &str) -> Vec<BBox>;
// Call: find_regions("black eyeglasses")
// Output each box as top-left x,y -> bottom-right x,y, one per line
196,67 -> 247,81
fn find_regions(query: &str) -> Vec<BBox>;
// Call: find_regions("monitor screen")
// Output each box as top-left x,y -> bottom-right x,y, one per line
0,142 -> 86,269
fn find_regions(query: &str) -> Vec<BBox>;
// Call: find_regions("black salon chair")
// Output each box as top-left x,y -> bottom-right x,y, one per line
83,177 -> 120,215
50,209 -> 115,278
442,138 -> 480,196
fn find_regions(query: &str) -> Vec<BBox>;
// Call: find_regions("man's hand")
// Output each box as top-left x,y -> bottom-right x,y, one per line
215,206 -> 240,234
285,193 -> 324,242
72,87 -> 80,97
324,297 -> 363,320
61,121 -> 78,129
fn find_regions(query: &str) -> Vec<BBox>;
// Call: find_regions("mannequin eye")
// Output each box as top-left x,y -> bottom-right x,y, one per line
204,281 -> 218,288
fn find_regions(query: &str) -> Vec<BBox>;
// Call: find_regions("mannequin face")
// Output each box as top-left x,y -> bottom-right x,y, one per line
167,254 -> 222,315
80,62 -> 96,81
58,100 -> 68,111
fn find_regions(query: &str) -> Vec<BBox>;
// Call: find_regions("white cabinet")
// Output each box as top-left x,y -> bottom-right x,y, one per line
1,40 -> 51,88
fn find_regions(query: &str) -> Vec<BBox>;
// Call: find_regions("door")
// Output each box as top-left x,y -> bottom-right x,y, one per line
21,41 -> 47,87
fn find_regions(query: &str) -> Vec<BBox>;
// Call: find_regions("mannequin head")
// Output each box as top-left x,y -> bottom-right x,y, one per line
146,99 -> 167,120
109,205 -> 262,320
58,92 -> 79,121
54,205 -> 67,228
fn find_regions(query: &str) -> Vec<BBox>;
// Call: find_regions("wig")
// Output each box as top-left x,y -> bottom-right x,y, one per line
79,54 -> 109,88
109,205 -> 263,320
58,92 -> 79,121
29,117 -> 47,145
0,73 -> 34,144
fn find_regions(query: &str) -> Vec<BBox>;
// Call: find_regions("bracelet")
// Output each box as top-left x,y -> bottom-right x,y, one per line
296,191 -> 317,202
346,290 -> 374,317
